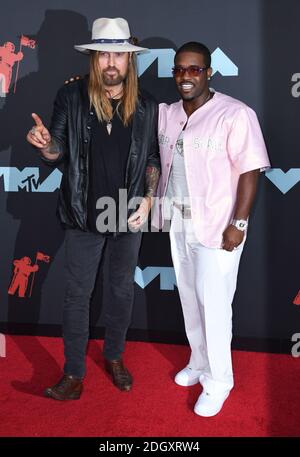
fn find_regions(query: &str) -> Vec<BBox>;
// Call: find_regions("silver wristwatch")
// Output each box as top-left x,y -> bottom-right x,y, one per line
231,219 -> 248,231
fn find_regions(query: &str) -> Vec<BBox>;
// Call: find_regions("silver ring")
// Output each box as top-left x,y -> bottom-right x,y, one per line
30,127 -> 36,135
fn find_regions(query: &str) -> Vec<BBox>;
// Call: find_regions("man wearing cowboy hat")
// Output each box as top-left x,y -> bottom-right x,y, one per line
26,17 -> 160,400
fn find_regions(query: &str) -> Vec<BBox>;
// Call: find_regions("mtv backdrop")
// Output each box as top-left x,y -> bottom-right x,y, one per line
0,0 -> 299,354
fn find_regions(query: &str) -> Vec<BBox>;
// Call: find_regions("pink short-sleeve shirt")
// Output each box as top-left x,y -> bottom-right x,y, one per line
152,91 -> 271,248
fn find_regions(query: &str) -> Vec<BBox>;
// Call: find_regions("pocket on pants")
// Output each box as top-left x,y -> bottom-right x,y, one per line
216,245 -> 243,277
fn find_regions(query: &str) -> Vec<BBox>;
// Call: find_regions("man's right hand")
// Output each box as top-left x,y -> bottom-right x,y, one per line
26,113 -> 51,149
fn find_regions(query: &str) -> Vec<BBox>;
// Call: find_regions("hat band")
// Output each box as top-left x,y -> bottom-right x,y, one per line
92,38 -> 130,44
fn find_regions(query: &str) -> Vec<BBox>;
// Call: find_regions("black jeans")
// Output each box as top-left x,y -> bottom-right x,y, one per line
62,228 -> 142,378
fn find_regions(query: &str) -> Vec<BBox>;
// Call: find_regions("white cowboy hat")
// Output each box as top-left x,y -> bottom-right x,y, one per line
74,17 -> 148,54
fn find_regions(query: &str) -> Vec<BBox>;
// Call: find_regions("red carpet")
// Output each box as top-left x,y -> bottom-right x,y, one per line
0,335 -> 299,437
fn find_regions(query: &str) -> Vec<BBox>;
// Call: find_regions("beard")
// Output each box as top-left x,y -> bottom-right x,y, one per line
102,67 -> 127,86
180,92 -> 196,101
177,85 -> 206,102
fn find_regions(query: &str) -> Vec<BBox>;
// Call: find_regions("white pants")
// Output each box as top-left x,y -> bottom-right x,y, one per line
169,206 -> 245,394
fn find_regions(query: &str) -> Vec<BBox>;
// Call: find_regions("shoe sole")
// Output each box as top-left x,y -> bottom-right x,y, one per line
194,392 -> 230,417
114,383 -> 132,392
44,388 -> 81,401
174,373 -> 201,387
175,377 -> 200,387
110,376 -> 132,392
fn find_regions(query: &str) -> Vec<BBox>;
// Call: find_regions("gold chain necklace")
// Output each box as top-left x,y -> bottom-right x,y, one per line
202,90 -> 212,106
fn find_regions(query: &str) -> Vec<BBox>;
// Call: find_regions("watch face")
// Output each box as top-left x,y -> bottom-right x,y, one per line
232,220 -> 247,230
236,221 -> 248,231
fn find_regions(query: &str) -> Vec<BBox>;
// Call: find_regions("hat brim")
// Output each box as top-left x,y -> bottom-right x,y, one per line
74,43 -> 148,54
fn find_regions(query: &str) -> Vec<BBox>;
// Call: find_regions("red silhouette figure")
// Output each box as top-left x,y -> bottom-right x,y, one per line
293,290 -> 300,305
28,251 -> 50,297
0,42 -> 23,95
36,251 -> 50,263
8,256 -> 39,298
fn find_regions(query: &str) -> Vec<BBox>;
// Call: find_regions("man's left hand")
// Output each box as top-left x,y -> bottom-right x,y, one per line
127,197 -> 152,231
222,225 -> 244,251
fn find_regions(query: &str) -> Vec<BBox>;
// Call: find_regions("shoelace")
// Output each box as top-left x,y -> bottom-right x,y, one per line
56,376 -> 77,392
112,363 -> 131,380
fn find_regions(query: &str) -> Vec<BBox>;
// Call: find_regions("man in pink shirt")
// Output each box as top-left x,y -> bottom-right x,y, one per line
152,42 -> 270,417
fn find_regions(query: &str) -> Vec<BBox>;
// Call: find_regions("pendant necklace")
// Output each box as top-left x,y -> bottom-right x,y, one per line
202,90 -> 212,106
106,113 -> 116,135
106,88 -> 123,135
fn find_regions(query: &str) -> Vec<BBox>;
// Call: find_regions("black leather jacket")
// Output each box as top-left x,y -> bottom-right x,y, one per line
40,76 -> 160,231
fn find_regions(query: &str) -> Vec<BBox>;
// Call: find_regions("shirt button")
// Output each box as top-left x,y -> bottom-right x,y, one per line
84,139 -> 88,143
180,121 -> 184,125
87,125 -> 91,130
166,163 -> 170,167
89,111 -> 94,115
170,145 -> 173,149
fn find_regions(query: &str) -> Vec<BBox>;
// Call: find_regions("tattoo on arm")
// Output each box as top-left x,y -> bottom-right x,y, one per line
41,140 -> 55,155
145,166 -> 160,198
41,138 -> 63,157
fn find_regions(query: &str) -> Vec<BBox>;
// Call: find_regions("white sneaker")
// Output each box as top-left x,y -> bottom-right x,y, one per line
174,366 -> 202,386
194,390 -> 230,417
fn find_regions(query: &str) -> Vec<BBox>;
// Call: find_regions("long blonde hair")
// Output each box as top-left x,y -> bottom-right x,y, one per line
88,51 -> 138,126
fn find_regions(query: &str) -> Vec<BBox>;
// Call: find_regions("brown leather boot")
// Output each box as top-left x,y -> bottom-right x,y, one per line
44,375 -> 83,401
105,359 -> 132,391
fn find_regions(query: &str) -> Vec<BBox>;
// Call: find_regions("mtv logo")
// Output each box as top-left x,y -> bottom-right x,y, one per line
211,47 -> 238,76
138,49 -> 176,78
134,266 -> 177,290
265,168 -> 300,194
137,47 -> 238,77
0,167 -> 62,192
